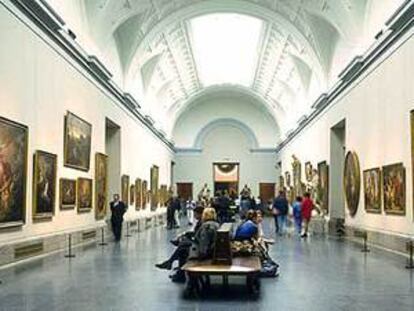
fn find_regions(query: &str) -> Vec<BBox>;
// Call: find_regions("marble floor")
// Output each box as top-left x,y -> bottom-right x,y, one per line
0,220 -> 414,311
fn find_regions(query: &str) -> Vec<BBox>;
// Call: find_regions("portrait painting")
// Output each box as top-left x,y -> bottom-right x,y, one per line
142,180 -> 148,209
95,153 -> 108,220
343,151 -> 361,217
77,178 -> 92,213
33,151 -> 57,220
317,161 -> 329,214
383,163 -> 405,215
64,112 -> 92,171
305,162 -> 313,182
121,175 -> 129,204
0,116 -> 28,228
150,166 -> 159,210
363,168 -> 382,214
130,184 -> 135,205
285,171 -> 291,187
135,178 -> 142,210
60,178 -> 76,210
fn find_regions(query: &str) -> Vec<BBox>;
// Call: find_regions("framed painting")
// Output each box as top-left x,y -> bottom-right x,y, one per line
305,162 -> 313,182
135,178 -> 142,210
383,163 -> 405,215
278,175 -> 285,191
0,116 -> 28,228
363,168 -> 382,214
150,165 -> 159,210
130,184 -> 135,205
121,175 -> 129,204
343,151 -> 361,217
64,112 -> 92,171
95,153 -> 108,220
142,180 -> 148,209
60,178 -> 76,210
317,161 -> 329,214
33,151 -> 57,220
285,171 -> 291,187
77,177 -> 92,213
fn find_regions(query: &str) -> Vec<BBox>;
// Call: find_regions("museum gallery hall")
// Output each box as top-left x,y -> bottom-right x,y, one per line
1,0 -> 414,310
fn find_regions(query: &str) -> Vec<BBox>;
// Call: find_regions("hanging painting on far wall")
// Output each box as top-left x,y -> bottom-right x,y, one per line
0,116 -> 28,228
130,184 -> 135,205
305,162 -> 313,182
77,178 -> 92,213
363,168 -> 382,213
60,178 -> 76,210
317,161 -> 329,214
285,171 -> 291,188
135,178 -> 142,210
278,175 -> 285,191
142,180 -> 148,209
383,163 -> 406,215
150,165 -> 159,210
121,175 -> 129,204
95,153 -> 108,220
343,151 -> 361,217
32,151 -> 57,220
64,112 -> 92,171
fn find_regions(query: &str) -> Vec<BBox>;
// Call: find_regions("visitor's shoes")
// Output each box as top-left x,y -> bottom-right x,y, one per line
170,271 -> 186,283
155,261 -> 172,270
301,233 -> 308,238
188,222 -> 193,226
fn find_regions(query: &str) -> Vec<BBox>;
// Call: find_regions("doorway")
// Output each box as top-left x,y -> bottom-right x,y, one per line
105,118 -> 121,211
176,183 -> 193,201
259,183 -> 276,206
213,162 -> 239,198
330,119 -> 346,220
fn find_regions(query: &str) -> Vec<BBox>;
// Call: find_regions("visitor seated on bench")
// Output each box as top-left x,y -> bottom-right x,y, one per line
234,210 -> 259,241
155,207 -> 219,282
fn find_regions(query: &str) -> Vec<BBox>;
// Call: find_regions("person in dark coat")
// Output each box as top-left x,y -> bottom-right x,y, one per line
110,194 -> 127,241
272,191 -> 289,235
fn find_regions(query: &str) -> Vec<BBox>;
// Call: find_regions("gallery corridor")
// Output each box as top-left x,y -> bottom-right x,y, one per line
0,220 -> 413,311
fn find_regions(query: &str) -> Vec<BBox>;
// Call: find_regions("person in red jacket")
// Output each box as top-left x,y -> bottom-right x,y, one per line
301,192 -> 314,238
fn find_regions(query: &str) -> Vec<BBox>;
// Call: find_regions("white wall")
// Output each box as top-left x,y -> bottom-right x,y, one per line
0,5 -> 173,244
277,30 -> 414,236
175,125 -> 277,198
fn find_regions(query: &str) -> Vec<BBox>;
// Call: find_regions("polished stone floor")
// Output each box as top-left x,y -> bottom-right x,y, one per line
0,219 -> 414,311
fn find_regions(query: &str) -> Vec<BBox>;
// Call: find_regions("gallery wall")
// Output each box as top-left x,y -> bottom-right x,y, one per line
175,124 -> 277,198
276,29 -> 414,236
0,5 -> 173,244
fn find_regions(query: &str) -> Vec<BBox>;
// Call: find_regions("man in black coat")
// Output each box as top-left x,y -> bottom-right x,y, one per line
110,194 -> 127,241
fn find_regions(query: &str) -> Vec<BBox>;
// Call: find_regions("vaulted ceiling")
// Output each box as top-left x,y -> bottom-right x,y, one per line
48,0 -> 404,138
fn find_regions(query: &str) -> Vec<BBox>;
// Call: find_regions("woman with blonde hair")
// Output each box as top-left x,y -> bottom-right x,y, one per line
193,207 -> 219,259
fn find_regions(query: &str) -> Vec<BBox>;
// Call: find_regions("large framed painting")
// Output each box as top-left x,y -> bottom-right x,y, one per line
0,116 -> 28,228
77,177 -> 92,213
33,151 -> 57,220
95,153 -> 108,220
142,180 -> 148,209
363,168 -> 382,214
317,161 -> 329,214
305,162 -> 313,182
278,175 -> 285,191
130,184 -> 135,205
150,165 -> 159,210
383,163 -> 405,215
121,175 -> 129,204
64,112 -> 92,171
60,178 -> 76,210
135,178 -> 142,210
343,151 -> 361,217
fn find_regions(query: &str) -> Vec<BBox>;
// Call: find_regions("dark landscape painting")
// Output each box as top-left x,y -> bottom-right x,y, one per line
33,151 -> 57,220
60,178 -> 76,210
0,116 -> 28,228
77,178 -> 92,213
95,153 -> 108,219
383,163 -> 405,215
64,112 -> 92,171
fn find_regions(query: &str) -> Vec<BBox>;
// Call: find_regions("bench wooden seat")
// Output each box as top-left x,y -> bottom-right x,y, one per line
183,256 -> 261,275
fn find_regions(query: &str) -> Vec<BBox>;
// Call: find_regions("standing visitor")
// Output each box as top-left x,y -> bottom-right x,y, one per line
172,196 -> 182,229
292,196 -> 303,235
301,192 -> 314,238
272,191 -> 289,235
110,194 -> 127,241
186,198 -> 196,226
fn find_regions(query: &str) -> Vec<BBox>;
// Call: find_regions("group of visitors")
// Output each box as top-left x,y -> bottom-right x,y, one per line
272,191 -> 314,238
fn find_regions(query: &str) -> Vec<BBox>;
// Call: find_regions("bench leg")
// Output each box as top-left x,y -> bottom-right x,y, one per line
246,274 -> 260,297
185,273 -> 201,298
222,275 -> 229,289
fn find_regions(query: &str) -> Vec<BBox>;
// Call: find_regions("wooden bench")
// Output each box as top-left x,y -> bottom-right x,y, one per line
182,222 -> 261,297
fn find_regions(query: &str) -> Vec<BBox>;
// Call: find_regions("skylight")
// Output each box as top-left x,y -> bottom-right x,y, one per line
189,13 -> 263,87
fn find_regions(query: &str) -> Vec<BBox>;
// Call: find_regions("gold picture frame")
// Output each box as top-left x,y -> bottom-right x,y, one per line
60,178 -> 76,210
363,168 -> 382,214
77,177 -> 93,213
343,151 -> 361,217
383,163 -> 406,215
121,175 -> 129,204
95,153 -> 108,220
